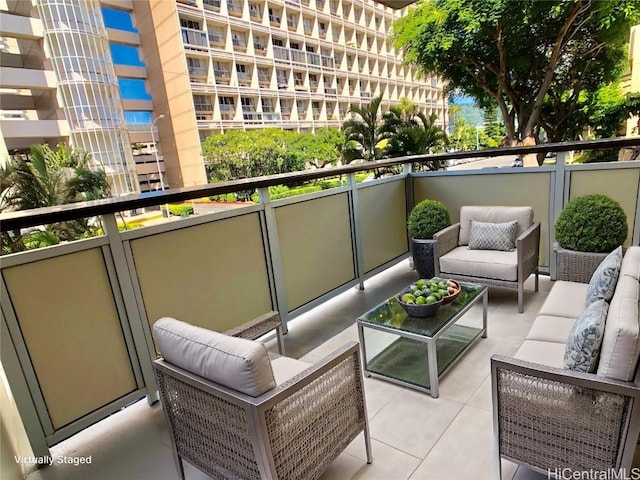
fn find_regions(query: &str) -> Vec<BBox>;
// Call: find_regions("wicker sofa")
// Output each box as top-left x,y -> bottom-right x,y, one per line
491,246 -> 640,475
152,315 -> 372,480
433,206 -> 541,313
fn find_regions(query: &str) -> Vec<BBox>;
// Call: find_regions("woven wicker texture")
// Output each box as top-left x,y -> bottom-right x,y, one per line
156,371 -> 261,480
496,368 -> 630,471
266,354 -> 366,480
555,247 -> 609,283
225,311 -> 281,341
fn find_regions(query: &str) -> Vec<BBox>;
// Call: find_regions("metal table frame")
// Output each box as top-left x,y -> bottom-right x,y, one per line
357,285 -> 488,398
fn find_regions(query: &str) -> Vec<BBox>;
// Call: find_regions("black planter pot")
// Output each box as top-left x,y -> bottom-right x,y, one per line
411,238 -> 436,279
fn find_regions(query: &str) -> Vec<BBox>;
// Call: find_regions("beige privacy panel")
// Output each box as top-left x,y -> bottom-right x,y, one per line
130,213 -> 272,334
568,168 -> 639,246
358,180 -> 408,273
414,172 -> 552,266
275,193 -> 355,311
2,249 -> 137,430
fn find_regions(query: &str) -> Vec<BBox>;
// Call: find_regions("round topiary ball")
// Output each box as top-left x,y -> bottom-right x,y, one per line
407,199 -> 451,239
555,194 -> 628,253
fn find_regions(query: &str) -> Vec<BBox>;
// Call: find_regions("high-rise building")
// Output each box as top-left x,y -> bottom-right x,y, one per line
1,0 -> 447,193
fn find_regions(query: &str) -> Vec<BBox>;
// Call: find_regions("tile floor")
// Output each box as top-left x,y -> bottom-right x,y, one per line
20,260 -> 626,480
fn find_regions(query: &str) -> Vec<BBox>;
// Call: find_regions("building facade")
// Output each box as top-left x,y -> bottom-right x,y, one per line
1,0 -> 447,193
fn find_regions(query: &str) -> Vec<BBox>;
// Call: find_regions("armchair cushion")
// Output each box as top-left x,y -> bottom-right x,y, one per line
468,220 -> 518,251
439,246 -> 517,281
458,206 -> 533,246
153,317 -> 276,397
585,246 -> 623,306
564,299 -> 608,373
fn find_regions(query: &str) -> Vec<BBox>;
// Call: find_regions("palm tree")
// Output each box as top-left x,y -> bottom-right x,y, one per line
1,143 -> 111,254
341,95 -> 392,163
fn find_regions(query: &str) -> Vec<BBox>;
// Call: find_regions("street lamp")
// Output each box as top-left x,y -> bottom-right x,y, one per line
151,114 -> 166,190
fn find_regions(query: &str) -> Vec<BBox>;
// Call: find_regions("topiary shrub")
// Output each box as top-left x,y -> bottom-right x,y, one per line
555,194 -> 627,253
407,199 -> 451,240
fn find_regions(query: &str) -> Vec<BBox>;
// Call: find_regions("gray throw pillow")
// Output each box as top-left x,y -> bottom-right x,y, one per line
585,246 -> 623,307
564,299 -> 609,373
468,220 -> 518,251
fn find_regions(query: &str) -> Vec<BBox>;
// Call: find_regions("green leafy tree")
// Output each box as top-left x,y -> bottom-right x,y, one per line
394,0 -> 638,153
383,104 -> 449,170
202,129 -> 307,200
482,104 -> 505,148
290,128 -> 345,169
341,95 -> 392,163
1,143 -> 111,253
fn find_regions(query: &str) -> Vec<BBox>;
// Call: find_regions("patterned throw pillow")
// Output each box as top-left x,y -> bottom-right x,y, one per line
564,299 -> 609,372
468,220 -> 518,251
585,246 -> 623,307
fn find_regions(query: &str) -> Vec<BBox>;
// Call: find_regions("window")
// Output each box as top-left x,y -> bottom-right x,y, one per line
236,64 -> 247,73
101,7 -> 137,32
180,19 -> 200,29
272,38 -> 284,47
290,42 -> 300,50
125,111 -> 152,124
118,78 -> 152,100
110,44 -> 144,67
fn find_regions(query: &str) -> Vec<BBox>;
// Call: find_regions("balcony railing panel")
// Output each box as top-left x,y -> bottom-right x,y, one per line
568,166 -> 639,246
274,192 -> 355,311
129,212 -> 272,334
413,170 -> 553,267
2,246 -> 139,431
357,179 -> 408,273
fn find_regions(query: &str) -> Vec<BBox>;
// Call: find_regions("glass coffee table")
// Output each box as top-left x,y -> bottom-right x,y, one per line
357,282 -> 487,398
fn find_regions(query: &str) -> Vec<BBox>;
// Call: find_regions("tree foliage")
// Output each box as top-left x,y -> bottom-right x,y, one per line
291,128 -> 345,169
341,95 -> 392,163
394,0 -> 638,150
1,143 -> 111,254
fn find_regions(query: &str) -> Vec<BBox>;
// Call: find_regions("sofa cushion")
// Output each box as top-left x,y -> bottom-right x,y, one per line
153,317 -> 276,397
585,246 -> 623,306
564,299 -> 608,373
526,315 -> 577,344
271,356 -> 310,385
538,281 -> 589,319
597,274 -> 640,381
468,220 -> 518,252
620,246 -> 640,281
439,246 -> 517,281
459,206 -> 533,246
514,340 -> 566,369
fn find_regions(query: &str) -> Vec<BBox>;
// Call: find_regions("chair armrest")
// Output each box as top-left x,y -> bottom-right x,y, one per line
224,311 -> 281,342
516,222 -> 540,280
491,354 -> 640,471
433,223 -> 460,260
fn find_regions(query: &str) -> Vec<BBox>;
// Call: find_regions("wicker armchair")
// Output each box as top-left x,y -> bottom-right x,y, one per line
491,355 -> 640,475
434,206 -> 541,313
153,317 -> 372,480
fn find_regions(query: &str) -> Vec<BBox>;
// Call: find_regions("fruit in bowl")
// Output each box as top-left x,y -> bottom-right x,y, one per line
398,278 -> 461,316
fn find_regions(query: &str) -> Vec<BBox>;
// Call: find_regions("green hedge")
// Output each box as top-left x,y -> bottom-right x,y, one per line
168,204 -> 194,217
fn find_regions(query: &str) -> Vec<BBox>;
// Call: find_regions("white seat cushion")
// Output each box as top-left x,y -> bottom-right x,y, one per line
526,315 -> 577,344
153,317 -> 276,397
439,246 -> 518,281
538,281 -> 589,319
271,356 -> 310,385
459,206 -> 533,246
514,340 -> 566,369
597,274 -> 640,381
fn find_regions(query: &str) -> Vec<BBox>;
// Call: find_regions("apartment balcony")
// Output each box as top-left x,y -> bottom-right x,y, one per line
288,22 -> 298,32
194,103 -> 214,112
307,52 -> 321,68
321,55 -> 335,69
249,9 -> 262,21
3,139 -> 640,480
280,109 -> 291,119
227,1 -> 243,17
242,111 -> 262,121
258,75 -> 271,87
203,0 -> 221,11
236,71 -> 251,86
181,27 -> 208,51
324,87 -> 337,95
304,24 -> 313,35
232,39 -> 247,52
188,66 -> 207,82
214,69 -> 231,84
254,43 -> 267,55
269,14 -> 281,26
208,33 -> 225,47
291,50 -> 306,63
319,28 -> 327,39
262,112 -> 281,121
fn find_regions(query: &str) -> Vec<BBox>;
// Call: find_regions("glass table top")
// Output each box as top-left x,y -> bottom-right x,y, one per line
358,282 -> 486,338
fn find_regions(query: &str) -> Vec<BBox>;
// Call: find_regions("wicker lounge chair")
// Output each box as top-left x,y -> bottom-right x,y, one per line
153,315 -> 372,480
434,206 -> 541,313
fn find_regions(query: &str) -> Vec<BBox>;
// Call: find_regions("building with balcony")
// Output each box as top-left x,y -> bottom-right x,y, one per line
1,0 -> 445,193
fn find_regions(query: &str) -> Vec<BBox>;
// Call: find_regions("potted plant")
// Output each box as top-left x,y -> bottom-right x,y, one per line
407,199 -> 451,278
554,193 -> 628,282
